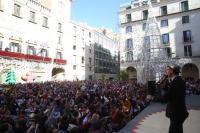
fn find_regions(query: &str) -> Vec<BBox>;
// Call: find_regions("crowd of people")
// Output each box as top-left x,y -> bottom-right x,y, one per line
155,77 -> 200,103
0,80 -> 150,133
185,79 -> 200,95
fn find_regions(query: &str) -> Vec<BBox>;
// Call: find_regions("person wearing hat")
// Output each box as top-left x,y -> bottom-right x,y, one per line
166,65 -> 189,133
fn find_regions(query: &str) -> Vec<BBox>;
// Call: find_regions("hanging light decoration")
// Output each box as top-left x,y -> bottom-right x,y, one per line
134,0 -> 177,83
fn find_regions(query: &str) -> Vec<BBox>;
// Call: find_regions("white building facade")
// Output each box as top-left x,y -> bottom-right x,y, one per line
0,0 -> 72,83
119,0 -> 200,81
70,21 -> 120,80
68,21 -> 94,80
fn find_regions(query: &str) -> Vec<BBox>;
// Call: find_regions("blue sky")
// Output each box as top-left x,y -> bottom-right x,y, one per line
71,0 -> 131,32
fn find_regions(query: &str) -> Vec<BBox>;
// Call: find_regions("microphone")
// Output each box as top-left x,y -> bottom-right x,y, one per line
163,75 -> 168,80
157,74 -> 168,84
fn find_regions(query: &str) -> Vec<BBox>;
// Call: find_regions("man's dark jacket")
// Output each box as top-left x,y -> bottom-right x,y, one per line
165,76 -> 189,121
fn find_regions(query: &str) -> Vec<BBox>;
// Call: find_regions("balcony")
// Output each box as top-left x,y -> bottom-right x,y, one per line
53,59 -> 67,65
0,51 -> 52,62
26,54 -> 52,62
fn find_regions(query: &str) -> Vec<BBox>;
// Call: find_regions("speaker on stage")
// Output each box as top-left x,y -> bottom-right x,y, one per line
148,81 -> 156,96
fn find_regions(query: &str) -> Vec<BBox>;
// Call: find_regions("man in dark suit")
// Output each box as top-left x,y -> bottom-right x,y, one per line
166,65 -> 189,133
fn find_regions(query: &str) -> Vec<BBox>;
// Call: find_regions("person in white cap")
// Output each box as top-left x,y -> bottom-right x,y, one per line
165,65 -> 189,133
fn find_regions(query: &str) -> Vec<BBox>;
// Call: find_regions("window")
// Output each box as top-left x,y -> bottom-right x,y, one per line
73,65 -> 76,70
89,57 -> 92,65
89,32 -> 91,38
89,41 -> 91,46
184,45 -> 192,56
143,10 -> 148,20
126,26 -> 132,33
162,33 -> 170,44
142,0 -> 148,5
151,0 -> 157,3
95,67 -> 98,73
0,40 -> 2,51
81,56 -> 84,64
134,2 -> 140,7
58,23 -> 62,32
126,38 -> 133,50
10,42 -> 21,53
99,60 -> 102,66
73,26 -> 77,35
73,45 -> 76,50
73,55 -> 76,64
182,15 -> 189,24
58,36 -> 62,44
43,16 -> 48,27
27,46 -> 36,55
95,59 -> 98,66
165,47 -> 171,57
161,6 -> 167,16
142,23 -> 146,31
40,49 -> 48,57
89,67 -> 92,71
126,51 -> 133,62
144,36 -> 150,45
89,49 -> 92,53
89,75 -> 92,80
183,30 -> 191,42
56,52 -> 62,59
126,14 -> 132,22
161,19 -> 168,27
13,4 -> 21,17
181,1 -> 188,12
126,6 -> 131,10
0,35 -> 3,50
5,47 -> 10,51
29,11 -> 36,23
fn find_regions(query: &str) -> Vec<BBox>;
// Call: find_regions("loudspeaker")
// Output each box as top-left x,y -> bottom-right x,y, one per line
148,81 -> 156,96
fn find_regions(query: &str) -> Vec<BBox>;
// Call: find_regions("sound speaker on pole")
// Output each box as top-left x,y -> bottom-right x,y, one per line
148,81 -> 156,96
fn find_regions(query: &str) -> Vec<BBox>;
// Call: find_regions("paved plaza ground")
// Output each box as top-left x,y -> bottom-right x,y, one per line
119,95 -> 200,133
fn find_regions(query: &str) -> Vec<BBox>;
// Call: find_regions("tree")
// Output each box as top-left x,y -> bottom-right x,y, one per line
117,70 -> 129,81
5,67 -> 16,84
101,74 -> 107,81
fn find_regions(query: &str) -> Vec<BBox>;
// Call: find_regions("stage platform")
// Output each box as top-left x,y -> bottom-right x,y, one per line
119,95 -> 200,133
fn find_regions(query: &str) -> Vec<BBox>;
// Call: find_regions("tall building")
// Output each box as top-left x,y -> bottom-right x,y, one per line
70,21 -> 120,80
0,0 -> 72,83
69,21 -> 94,80
119,0 -> 200,81
93,29 -> 120,80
